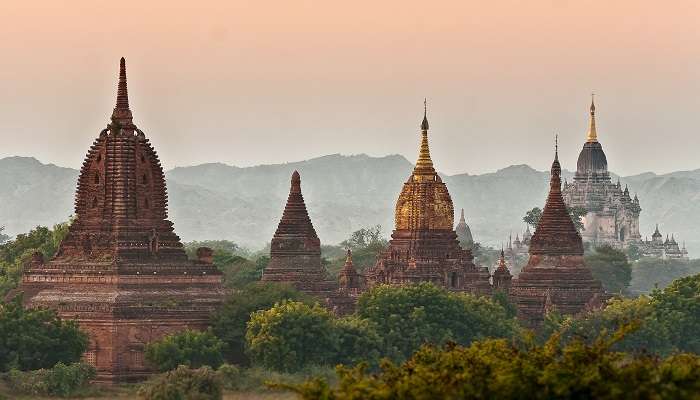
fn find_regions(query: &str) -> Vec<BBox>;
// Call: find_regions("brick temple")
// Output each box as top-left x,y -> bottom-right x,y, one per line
16,58 -> 225,382
261,171 -> 338,297
364,103 -> 493,294
510,139 -> 604,326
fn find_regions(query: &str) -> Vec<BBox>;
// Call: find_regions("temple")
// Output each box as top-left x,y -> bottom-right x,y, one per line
16,59 -> 225,383
510,138 -> 604,326
261,171 -> 338,297
364,102 -> 492,294
455,209 -> 474,250
562,96 -> 642,247
638,225 -> 689,260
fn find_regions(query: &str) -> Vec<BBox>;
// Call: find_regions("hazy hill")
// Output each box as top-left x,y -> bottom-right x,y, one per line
0,155 -> 699,256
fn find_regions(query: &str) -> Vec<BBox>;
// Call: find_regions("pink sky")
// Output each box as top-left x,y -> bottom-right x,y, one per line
1,0 -> 699,175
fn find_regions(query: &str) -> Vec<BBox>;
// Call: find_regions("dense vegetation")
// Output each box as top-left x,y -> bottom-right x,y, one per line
286,327 -> 700,400
0,295 -> 88,372
145,329 -> 225,372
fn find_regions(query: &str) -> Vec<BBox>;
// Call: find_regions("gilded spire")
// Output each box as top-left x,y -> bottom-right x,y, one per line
413,99 -> 436,177
111,57 -> 134,127
586,93 -> 598,143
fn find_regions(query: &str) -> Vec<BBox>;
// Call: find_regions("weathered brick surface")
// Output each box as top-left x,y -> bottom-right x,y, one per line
17,58 -> 224,383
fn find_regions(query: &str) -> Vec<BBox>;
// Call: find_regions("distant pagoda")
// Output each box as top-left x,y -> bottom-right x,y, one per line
562,96 -> 641,247
364,102 -> 491,293
455,208 -> 474,250
510,138 -> 604,326
16,58 -> 224,382
262,171 -> 337,297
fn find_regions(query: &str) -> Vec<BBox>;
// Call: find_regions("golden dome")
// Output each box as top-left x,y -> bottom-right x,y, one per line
394,103 -> 454,231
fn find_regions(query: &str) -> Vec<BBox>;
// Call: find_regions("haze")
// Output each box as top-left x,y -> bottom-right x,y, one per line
1,0 -> 698,176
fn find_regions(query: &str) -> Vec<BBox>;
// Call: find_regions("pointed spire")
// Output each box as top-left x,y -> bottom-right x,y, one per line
586,93 -> 598,143
550,134 -> 562,190
111,57 -> 134,127
459,208 -> 466,223
413,99 -> 436,177
290,170 -> 301,194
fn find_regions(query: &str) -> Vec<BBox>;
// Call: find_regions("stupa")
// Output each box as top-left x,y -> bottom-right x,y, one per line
17,58 -> 225,382
510,137 -> 604,326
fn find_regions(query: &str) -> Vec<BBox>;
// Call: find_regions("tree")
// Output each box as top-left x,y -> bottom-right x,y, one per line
0,227 -> 9,245
246,301 -> 338,372
0,222 -> 71,297
0,295 -> 88,372
333,316 -> 383,367
556,296 -> 673,355
523,206 -> 585,232
338,225 -> 388,272
145,329 -> 225,372
523,207 -> 542,229
585,246 -> 632,294
650,274 -> 700,353
287,326 -> 700,400
356,283 -> 518,361
210,282 -> 312,365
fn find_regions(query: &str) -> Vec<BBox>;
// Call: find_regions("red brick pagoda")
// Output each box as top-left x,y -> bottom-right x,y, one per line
17,58 -> 225,382
510,139 -> 604,326
262,171 -> 337,297
364,102 -> 491,294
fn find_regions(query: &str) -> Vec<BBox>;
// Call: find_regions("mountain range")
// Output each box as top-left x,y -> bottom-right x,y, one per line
0,155 -> 698,257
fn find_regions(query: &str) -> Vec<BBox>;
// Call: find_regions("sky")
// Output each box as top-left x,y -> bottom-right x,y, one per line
1,0 -> 699,176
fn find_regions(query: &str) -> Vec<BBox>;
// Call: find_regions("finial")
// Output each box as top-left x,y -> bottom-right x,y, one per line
290,170 -> 301,194
421,98 -> 429,131
111,57 -> 133,126
586,93 -> 598,142
555,133 -> 559,160
459,208 -> 466,223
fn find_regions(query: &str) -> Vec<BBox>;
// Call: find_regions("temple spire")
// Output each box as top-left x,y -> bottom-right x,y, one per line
111,57 -> 134,126
586,93 -> 598,143
413,99 -> 435,177
459,208 -> 466,223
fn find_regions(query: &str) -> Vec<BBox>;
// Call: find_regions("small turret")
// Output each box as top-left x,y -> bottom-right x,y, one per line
492,249 -> 512,291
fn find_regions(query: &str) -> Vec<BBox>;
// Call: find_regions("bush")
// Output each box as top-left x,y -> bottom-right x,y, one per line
0,295 -> 88,371
585,246 -> 632,294
356,283 -> 518,361
211,282 -> 312,365
138,365 -> 222,400
332,316 -> 382,367
246,301 -> 337,372
3,362 -> 95,397
215,363 -> 241,390
145,329 -> 224,372
287,327 -> 700,400
650,274 -> 700,353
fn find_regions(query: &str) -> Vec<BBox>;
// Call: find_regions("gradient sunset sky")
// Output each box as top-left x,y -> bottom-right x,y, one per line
1,0 -> 698,175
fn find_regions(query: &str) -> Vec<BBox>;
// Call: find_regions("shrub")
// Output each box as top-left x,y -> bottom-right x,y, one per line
211,282 -> 313,364
246,301 -> 337,372
145,329 -> 224,372
332,316 -> 382,367
138,365 -> 222,400
215,363 -> 241,390
650,273 -> 700,353
3,362 -> 95,397
287,326 -> 700,400
356,283 -> 518,361
0,295 -> 88,371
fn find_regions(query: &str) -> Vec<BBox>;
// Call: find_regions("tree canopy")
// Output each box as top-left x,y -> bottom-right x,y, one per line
585,246 -> 632,294
145,329 -> 225,372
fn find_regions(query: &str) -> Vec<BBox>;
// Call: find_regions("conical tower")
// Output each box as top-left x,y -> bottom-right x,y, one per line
510,138 -> 603,326
492,249 -> 512,292
365,102 -> 491,294
262,171 -> 337,296
17,58 -> 224,383
455,208 -> 474,250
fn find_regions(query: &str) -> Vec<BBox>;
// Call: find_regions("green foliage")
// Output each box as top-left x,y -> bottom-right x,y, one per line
0,222 -> 71,297
523,207 -> 542,229
333,316 -> 383,367
337,225 -> 388,272
491,290 -> 517,319
184,240 -> 250,259
287,327 -> 700,400
138,365 -> 222,400
246,301 -> 338,372
0,295 -> 88,372
215,363 -> 241,390
650,274 -> 700,353
211,282 -> 312,365
145,329 -> 225,372
585,246 -> 632,294
183,240 -> 267,289
356,283 -> 518,361
557,297 -> 673,355
3,362 -> 95,397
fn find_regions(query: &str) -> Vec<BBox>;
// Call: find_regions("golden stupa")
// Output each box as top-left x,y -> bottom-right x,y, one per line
394,100 -> 454,231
